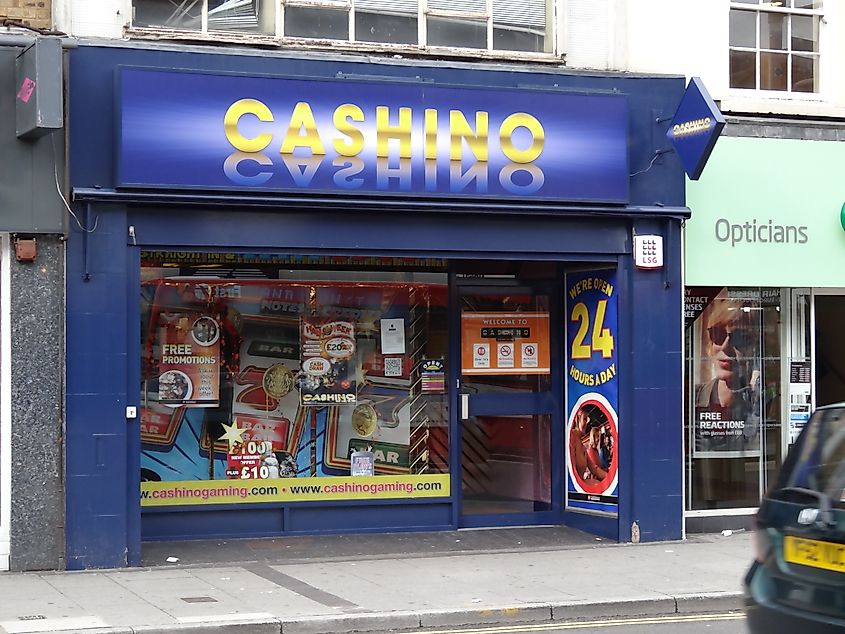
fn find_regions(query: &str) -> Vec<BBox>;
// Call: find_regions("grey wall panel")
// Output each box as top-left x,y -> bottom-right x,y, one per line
0,47 -> 65,234
9,236 -> 65,570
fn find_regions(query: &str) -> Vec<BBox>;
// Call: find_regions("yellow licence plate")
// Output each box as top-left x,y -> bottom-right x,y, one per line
784,535 -> 845,573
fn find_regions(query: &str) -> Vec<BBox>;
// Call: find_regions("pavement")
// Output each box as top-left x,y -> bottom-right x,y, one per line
0,526 -> 751,634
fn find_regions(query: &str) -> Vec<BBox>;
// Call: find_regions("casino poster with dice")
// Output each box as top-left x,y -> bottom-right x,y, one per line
565,270 -> 619,515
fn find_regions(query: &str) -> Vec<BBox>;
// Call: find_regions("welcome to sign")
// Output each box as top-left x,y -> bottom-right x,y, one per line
118,68 -> 629,203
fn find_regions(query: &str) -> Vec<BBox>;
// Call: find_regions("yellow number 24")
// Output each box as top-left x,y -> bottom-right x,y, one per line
570,300 -> 614,360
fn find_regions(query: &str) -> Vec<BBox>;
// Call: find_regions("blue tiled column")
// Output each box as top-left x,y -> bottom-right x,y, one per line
65,205 -> 133,569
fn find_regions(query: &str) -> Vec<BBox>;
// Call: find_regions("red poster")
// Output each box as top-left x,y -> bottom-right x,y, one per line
223,417 -> 297,479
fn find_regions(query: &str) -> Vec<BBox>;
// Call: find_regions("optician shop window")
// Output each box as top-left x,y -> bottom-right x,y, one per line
684,287 -> 784,510
130,0 -> 554,55
140,253 -> 449,504
729,0 -> 822,93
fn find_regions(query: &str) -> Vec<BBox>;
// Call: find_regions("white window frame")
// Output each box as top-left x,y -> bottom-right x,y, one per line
728,0 -> 825,100
0,234 -> 11,572
126,0 -> 564,62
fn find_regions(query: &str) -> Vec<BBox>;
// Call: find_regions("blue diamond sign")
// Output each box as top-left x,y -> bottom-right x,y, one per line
666,77 -> 725,181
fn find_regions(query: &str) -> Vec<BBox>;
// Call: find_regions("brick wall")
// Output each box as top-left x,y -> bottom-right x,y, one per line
0,0 -> 52,30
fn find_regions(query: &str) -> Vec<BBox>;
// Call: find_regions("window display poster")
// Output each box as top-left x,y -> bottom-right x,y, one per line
566,271 -> 619,514
380,318 -> 406,354
158,313 -> 220,407
300,319 -> 357,406
788,361 -> 812,445
691,288 -> 762,458
221,415 -> 297,480
684,287 -> 722,330
223,430 -> 277,480
350,449 -> 375,476
461,312 -> 550,375
420,359 -> 446,393
140,279 -> 450,505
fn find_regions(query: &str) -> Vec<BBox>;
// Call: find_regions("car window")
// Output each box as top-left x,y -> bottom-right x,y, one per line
780,407 -> 845,505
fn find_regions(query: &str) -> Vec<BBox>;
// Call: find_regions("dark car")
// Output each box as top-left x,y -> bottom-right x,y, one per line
746,403 -> 845,633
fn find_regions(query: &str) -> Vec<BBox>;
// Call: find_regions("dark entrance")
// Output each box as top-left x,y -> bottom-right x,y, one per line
455,277 -> 562,527
814,295 -> 845,407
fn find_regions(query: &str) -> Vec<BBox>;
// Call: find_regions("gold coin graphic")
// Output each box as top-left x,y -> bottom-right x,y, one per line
263,364 -> 294,399
351,403 -> 378,438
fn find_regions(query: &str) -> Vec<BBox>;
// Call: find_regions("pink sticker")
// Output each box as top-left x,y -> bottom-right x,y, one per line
17,77 -> 36,103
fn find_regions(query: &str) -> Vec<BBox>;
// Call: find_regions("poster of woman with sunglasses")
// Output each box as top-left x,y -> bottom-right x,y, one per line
692,289 -> 762,459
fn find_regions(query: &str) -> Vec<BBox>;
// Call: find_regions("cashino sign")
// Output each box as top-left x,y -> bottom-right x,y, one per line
666,77 -> 725,181
117,68 -> 629,203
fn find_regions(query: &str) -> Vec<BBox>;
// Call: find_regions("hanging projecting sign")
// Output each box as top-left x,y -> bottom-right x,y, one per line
461,312 -> 550,375
666,77 -> 725,181
117,68 -> 629,203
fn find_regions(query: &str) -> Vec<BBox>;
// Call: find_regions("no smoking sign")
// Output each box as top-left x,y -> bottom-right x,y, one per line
498,343 -> 514,368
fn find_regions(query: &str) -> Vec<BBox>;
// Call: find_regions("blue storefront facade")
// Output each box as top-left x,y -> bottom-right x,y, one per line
66,42 -> 688,569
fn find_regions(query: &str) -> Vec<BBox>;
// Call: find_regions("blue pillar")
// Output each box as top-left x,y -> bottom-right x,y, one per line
623,218 -> 684,542
65,206 -> 133,569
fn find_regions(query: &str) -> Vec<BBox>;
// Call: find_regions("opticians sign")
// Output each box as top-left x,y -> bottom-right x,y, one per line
118,68 -> 629,203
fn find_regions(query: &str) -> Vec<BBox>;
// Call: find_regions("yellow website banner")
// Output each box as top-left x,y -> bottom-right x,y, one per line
141,474 -> 451,507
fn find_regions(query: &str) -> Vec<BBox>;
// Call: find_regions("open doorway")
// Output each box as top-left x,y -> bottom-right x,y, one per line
457,283 -> 557,527
814,295 -> 845,407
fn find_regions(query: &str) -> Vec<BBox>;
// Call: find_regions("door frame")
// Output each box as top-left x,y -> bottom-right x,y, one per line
450,274 -> 564,528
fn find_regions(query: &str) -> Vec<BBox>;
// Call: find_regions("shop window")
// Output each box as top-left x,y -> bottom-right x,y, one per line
140,253 -> 449,507
131,0 -> 555,56
684,287 -> 784,510
729,1 -> 822,94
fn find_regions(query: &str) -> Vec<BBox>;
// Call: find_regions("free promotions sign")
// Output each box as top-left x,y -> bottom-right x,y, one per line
118,68 -> 629,202
158,314 -> 220,407
565,271 -> 619,515
461,312 -> 550,375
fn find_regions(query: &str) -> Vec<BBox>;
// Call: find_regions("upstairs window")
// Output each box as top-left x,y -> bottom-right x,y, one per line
131,0 -> 554,55
132,0 -> 271,34
729,0 -> 822,93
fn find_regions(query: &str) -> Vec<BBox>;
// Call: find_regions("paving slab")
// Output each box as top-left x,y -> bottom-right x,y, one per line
0,529 -> 750,634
